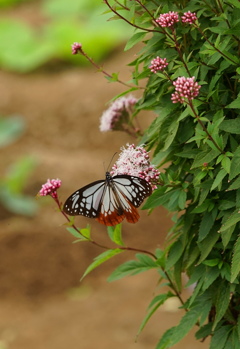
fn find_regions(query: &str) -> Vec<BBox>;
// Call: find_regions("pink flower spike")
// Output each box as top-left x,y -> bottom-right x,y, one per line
39,178 -> 62,199
171,76 -> 201,104
111,144 -> 160,190
71,42 -> 82,55
156,12 -> 179,28
149,57 -> 168,73
99,95 -> 138,132
181,11 -> 197,24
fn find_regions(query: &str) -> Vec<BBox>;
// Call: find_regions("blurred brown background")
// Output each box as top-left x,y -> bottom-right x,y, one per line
0,2 -> 210,348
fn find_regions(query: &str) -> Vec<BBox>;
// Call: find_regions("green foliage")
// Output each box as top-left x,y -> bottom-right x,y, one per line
0,0 -> 129,72
0,115 -> 37,215
63,0 -> 240,348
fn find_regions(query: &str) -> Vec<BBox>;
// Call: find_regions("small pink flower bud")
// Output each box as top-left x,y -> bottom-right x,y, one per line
39,179 -> 61,198
181,11 -> 197,24
171,76 -> 201,104
156,12 -> 179,28
149,57 -> 168,73
71,42 -> 82,55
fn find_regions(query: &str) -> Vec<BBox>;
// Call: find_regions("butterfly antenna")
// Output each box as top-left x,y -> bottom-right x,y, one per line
106,152 -> 118,172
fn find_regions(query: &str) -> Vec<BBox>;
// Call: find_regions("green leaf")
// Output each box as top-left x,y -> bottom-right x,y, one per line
213,282 -> 231,330
108,253 -> 157,282
228,176 -> 240,190
107,224 -> 124,246
226,96 -> 240,109
191,149 -> 221,169
66,226 -> 89,241
195,323 -> 212,340
231,235 -> 240,282
81,249 -> 123,280
221,225 -> 235,248
137,292 -> 174,337
229,145 -> 240,180
0,115 -> 25,147
198,229 -> 219,263
219,210 -> 240,232
198,210 -> 217,242
156,298 -> 208,349
202,267 -> 220,291
219,119 -> 240,134
143,188 -> 179,210
210,325 -> 232,349
124,31 -> 147,51
210,169 -> 228,191
166,239 -> 185,270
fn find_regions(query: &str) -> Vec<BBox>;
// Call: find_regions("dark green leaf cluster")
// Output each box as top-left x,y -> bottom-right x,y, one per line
103,0 -> 240,348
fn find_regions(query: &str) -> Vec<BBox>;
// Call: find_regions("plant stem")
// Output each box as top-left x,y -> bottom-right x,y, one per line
189,101 -> 225,154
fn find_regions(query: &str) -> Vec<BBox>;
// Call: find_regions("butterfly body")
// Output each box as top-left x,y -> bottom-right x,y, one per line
63,172 -> 152,226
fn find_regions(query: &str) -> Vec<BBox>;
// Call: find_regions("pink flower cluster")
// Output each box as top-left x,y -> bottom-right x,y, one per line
181,11 -> 197,24
111,144 -> 160,190
156,11 -> 179,27
71,42 -> 82,55
171,77 -> 201,104
149,57 -> 168,73
99,95 -> 138,132
39,179 -> 61,198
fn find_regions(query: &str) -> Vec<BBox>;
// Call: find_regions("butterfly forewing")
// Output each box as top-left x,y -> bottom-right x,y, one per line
63,180 -> 106,217
63,173 -> 152,226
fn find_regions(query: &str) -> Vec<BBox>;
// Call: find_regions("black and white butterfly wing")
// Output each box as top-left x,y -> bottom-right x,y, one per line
112,175 -> 152,208
63,180 -> 106,218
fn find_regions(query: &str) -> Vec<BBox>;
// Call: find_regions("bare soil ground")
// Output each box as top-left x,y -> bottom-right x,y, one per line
0,16 -> 210,349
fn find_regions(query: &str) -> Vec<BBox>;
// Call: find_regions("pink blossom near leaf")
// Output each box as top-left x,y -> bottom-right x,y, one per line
71,42 -> 82,55
171,76 -> 201,104
111,144 -> 160,190
149,57 -> 168,73
156,12 -> 179,27
99,95 -> 138,132
39,179 -> 62,198
181,11 -> 197,24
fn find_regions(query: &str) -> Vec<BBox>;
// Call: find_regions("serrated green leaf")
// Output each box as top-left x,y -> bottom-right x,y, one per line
231,235 -> 240,282
219,210 -> 240,232
198,210 -> 217,242
108,253 -> 157,282
226,97 -> 240,109
219,119 -> 240,134
191,149 -> 220,169
137,292 -> 174,337
166,239 -> 185,270
229,145 -> 240,180
156,298 -> 208,349
221,225 -> 235,248
228,176 -> 240,190
195,323 -> 212,340
213,283 -> 231,330
210,325 -> 232,349
211,169 -> 228,191
124,31 -> 147,51
81,249 -> 123,280
198,229 -> 219,263
107,224 -> 124,246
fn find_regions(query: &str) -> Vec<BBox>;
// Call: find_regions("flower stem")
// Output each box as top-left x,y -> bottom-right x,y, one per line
189,101 -> 225,154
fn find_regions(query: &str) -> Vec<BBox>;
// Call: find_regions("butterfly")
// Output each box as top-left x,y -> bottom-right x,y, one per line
63,172 -> 152,226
